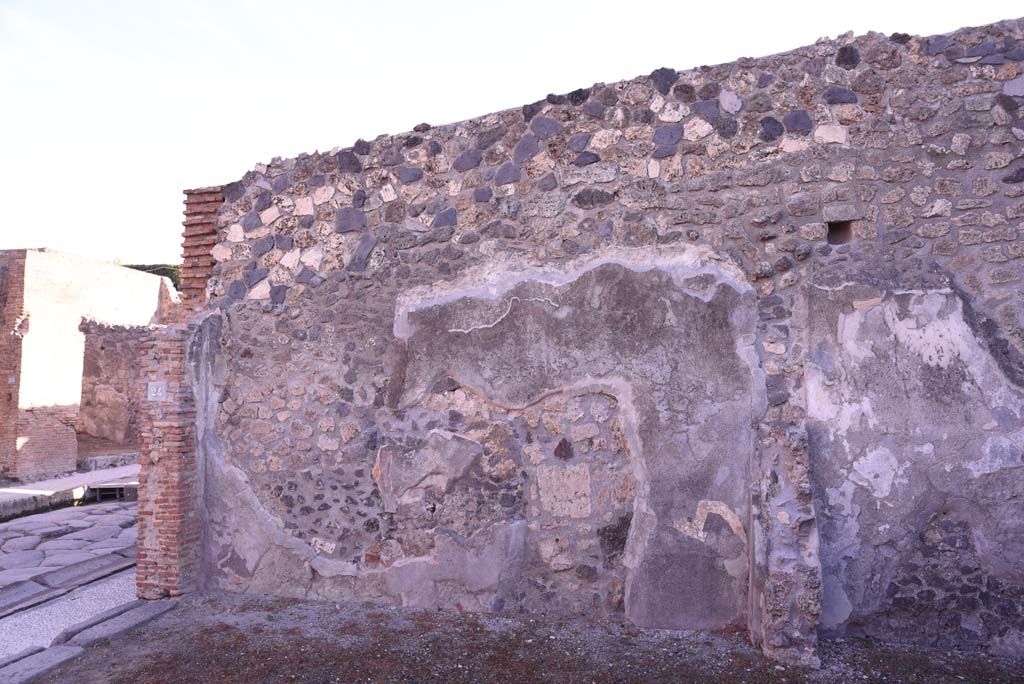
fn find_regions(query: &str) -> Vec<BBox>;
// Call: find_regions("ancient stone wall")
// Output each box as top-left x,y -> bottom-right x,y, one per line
146,18 -> 1024,663
804,279 -> 1024,653
78,320 -> 151,448
0,249 -> 179,481
0,251 -> 27,478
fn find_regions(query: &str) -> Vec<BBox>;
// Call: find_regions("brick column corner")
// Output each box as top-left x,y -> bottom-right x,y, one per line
136,323 -> 200,599
181,186 -> 224,313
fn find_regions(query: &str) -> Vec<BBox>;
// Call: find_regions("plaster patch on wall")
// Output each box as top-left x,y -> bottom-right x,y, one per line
393,245 -> 750,340
823,480 -> 860,555
836,308 -> 878,364
966,435 -> 1024,478
673,499 -> 746,543
808,282 -> 1024,650
820,572 -> 854,630
882,291 -> 971,370
393,250 -> 760,632
849,447 -> 902,498
373,429 -> 482,512
310,557 -> 358,578
805,371 -> 879,437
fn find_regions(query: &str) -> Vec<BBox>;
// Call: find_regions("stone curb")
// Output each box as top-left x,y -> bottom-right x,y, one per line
49,599 -> 146,646
0,599 -> 173,683
35,553 -> 136,589
0,584 -> 72,621
0,492 -> 75,522
67,598 -> 177,647
0,581 -> 46,616
0,646 -> 83,684
115,544 -> 138,559
0,648 -> 43,672
0,555 -> 136,619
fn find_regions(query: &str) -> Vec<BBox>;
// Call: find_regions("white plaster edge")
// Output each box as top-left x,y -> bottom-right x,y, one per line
393,245 -> 750,339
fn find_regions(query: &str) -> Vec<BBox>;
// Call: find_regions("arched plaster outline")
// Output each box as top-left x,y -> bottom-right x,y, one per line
393,245 -> 765,627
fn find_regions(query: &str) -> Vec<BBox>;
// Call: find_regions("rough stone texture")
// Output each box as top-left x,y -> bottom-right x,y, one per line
143,17 -> 1024,665
186,252 -> 761,631
0,253 -> 26,483
78,321 -> 150,449
806,278 -> 1024,655
391,252 -> 760,629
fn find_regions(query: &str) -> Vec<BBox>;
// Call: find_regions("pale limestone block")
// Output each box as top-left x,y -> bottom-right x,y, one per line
684,118 -> 714,141
210,243 -> 232,262
537,464 -> 591,518
260,205 -> 281,224
280,248 -> 301,270
813,125 -> 848,145
659,101 -> 689,122
294,196 -> 314,216
780,138 -> 810,154
313,185 -> 335,205
246,279 -> 270,300
591,129 -> 622,149
300,246 -> 324,270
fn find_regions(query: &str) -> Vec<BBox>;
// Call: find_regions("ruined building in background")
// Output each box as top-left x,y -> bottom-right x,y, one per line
138,18 -> 1024,665
0,249 -> 179,481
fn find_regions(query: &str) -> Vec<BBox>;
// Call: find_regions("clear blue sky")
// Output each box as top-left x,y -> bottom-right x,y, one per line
1,1 -> 1019,263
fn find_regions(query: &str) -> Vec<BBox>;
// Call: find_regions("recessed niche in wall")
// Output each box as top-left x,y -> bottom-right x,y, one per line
827,221 -> 853,245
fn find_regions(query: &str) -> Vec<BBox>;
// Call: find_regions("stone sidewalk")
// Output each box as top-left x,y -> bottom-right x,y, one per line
0,502 -> 137,617
0,464 -> 139,519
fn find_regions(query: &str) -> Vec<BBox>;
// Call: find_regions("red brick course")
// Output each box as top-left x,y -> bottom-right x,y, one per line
0,251 -> 26,478
135,184 -> 225,598
180,187 -> 224,312
136,324 -> 200,598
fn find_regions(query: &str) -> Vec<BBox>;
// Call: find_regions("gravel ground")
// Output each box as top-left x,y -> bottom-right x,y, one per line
0,569 -> 136,659
30,592 -> 1024,684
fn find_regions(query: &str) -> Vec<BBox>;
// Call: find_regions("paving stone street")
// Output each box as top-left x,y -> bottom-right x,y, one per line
0,503 -> 137,598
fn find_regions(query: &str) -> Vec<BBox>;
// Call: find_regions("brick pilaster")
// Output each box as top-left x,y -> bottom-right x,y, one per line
180,187 -> 223,312
136,324 -> 200,598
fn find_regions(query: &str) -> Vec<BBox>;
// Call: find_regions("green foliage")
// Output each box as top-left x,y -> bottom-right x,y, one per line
124,263 -> 181,290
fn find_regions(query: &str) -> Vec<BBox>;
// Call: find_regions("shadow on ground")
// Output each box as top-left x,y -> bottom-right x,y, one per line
33,593 -> 1023,684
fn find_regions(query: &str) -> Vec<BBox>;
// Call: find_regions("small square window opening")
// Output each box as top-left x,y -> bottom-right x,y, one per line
827,221 -> 853,245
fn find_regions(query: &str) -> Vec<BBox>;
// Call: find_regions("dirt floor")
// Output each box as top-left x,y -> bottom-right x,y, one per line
33,593 -> 1022,684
